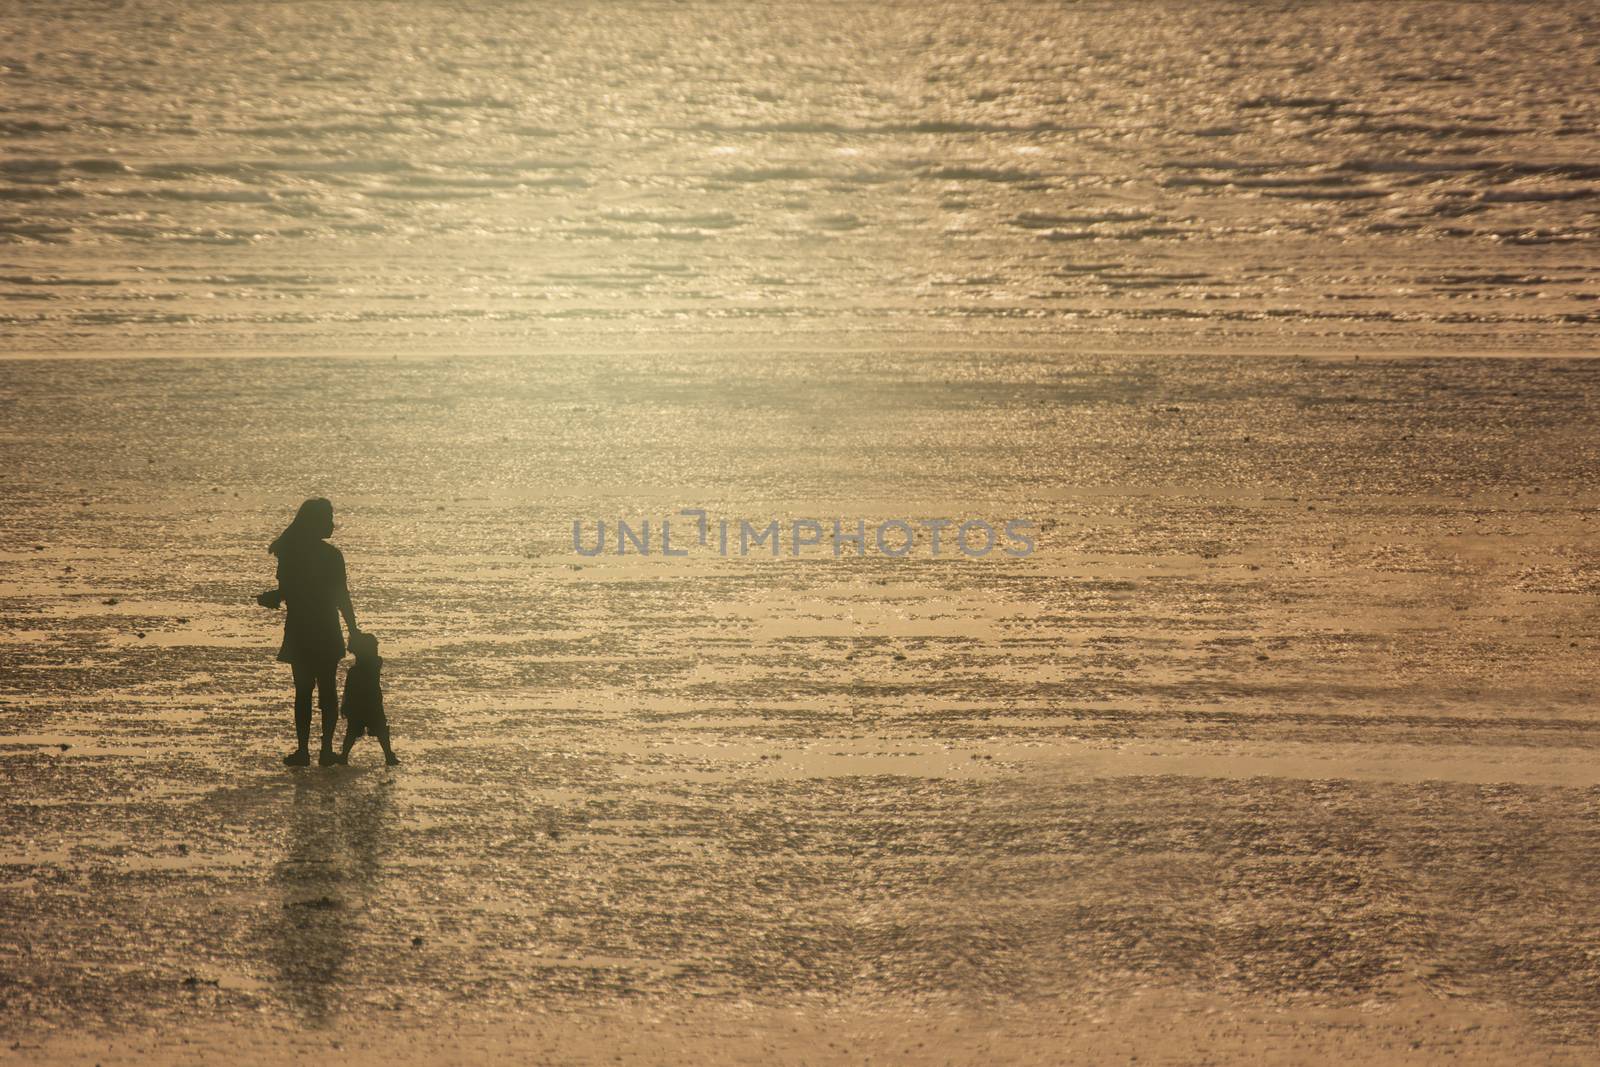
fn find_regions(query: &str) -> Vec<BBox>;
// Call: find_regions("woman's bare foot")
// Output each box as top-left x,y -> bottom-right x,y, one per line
283,749 -> 310,767
384,751 -> 400,766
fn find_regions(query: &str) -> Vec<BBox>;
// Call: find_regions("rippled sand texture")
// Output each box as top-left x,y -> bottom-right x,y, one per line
3,352 -> 1600,1062
3,1 -> 1600,354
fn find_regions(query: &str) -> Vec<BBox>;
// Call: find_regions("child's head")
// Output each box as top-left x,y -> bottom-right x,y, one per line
348,630 -> 379,661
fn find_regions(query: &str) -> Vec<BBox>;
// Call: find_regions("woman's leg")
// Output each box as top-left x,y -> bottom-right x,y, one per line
316,660 -> 340,763
286,661 -> 315,764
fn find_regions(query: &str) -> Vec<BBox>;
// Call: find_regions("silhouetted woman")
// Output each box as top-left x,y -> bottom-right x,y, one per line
258,498 -> 358,767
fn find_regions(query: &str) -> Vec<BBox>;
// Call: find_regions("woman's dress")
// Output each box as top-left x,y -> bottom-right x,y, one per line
274,539 -> 348,666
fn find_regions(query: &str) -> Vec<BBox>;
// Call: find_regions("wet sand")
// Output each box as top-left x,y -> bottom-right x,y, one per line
3,348 -> 1600,1062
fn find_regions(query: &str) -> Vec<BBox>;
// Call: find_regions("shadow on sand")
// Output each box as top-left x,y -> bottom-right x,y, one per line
264,769 -> 394,1023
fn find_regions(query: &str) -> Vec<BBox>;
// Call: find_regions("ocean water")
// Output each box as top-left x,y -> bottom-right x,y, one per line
3,0 -> 1600,354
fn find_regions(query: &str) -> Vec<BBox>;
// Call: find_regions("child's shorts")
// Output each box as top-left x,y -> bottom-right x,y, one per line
344,703 -> 387,738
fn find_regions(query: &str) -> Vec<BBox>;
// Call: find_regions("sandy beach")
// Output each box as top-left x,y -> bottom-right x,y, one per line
4,349 -> 1600,1063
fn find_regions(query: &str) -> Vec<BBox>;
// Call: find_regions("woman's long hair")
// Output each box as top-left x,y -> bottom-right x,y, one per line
269,498 -> 335,556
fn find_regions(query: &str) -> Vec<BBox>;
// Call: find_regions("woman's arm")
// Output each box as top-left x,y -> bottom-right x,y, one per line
257,553 -> 285,608
335,550 -> 357,633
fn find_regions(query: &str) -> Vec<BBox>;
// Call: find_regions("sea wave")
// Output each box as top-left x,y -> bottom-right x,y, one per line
0,0 -> 1597,352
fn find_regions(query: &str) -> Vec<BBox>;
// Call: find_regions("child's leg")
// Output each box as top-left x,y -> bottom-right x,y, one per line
338,720 -> 361,763
376,727 -> 399,765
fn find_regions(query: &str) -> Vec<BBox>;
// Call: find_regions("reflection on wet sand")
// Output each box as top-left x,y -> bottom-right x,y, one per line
266,771 -> 394,1024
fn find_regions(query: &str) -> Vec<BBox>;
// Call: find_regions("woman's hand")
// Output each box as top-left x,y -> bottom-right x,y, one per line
256,589 -> 283,609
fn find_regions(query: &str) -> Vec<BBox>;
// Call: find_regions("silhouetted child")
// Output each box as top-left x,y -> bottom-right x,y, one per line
338,630 -> 398,766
